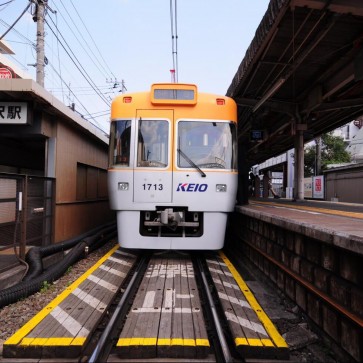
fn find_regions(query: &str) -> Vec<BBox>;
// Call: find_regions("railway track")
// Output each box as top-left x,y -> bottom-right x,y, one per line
3,247 -> 288,362
86,253 -> 235,363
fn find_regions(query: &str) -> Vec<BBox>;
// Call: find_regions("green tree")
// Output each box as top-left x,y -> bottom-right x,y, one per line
304,132 -> 351,177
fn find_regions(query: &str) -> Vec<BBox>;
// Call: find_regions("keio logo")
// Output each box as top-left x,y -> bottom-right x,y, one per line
176,183 -> 208,192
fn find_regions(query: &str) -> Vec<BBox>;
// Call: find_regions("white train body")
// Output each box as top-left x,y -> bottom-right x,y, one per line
108,84 -> 238,250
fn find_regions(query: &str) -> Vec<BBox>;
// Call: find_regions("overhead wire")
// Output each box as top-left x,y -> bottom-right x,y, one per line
52,0 -> 111,81
0,0 -> 15,9
1,0 -> 115,131
43,35 -> 117,109
69,0 -> 117,81
47,61 -> 108,132
0,19 -> 35,48
55,10 -> 65,103
47,62 -> 92,115
48,85 -> 113,91
45,16 -> 111,107
0,1 -> 31,40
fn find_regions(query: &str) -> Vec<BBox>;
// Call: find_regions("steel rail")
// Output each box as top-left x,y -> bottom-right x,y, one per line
196,258 -> 234,363
88,255 -> 148,363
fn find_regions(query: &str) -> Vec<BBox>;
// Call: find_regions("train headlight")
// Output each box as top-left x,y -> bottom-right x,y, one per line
216,184 -> 227,192
118,182 -> 129,191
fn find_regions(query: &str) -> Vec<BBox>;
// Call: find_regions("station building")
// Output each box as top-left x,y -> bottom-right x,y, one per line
0,65 -> 114,275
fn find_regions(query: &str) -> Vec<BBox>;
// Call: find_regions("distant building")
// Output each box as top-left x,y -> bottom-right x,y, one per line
346,118 -> 363,162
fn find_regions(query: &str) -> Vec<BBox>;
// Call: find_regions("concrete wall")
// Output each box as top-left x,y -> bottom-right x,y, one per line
228,209 -> 362,362
53,121 -> 114,241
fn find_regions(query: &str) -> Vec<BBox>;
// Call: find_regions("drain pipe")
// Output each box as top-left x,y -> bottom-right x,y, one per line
23,222 -> 115,281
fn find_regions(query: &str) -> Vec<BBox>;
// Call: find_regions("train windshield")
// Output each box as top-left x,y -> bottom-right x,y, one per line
137,119 -> 169,167
109,120 -> 131,166
178,121 -> 237,169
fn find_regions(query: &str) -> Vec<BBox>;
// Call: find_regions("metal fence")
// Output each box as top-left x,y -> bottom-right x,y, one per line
0,173 -> 55,272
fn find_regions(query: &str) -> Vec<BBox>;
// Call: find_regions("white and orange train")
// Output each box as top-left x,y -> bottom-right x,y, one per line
108,83 -> 238,250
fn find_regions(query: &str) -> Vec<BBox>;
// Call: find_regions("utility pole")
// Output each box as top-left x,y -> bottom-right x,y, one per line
34,0 -> 46,87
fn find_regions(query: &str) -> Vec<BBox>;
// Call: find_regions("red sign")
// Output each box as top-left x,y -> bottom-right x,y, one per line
315,178 -> 321,192
0,68 -> 12,79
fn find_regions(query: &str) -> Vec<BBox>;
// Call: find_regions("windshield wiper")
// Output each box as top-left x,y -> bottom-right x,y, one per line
177,148 -> 206,177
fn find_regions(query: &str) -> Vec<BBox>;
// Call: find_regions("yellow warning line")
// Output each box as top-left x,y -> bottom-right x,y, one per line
4,244 -> 119,346
235,337 -> 274,347
251,200 -> 363,220
116,337 -> 210,347
20,337 -> 86,346
218,251 -> 288,349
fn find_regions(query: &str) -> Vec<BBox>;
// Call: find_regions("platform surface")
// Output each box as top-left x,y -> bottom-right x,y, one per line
238,198 -> 363,254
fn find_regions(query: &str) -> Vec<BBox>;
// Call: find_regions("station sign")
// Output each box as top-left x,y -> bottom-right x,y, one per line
0,67 -> 12,79
250,130 -> 264,141
0,102 -> 29,124
312,175 -> 324,199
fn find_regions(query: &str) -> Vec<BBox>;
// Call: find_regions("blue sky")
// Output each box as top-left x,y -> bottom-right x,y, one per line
1,0 -> 270,132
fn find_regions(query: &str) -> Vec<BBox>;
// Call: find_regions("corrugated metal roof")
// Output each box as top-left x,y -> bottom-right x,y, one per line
227,0 -> 289,97
226,0 -> 363,166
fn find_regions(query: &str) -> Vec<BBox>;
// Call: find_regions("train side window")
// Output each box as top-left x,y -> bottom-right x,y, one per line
137,119 -> 168,167
109,120 -> 131,166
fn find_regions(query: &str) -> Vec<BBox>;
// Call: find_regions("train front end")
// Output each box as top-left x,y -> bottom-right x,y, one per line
108,84 -> 238,250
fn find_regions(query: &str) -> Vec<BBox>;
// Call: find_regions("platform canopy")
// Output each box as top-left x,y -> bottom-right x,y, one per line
227,0 -> 363,166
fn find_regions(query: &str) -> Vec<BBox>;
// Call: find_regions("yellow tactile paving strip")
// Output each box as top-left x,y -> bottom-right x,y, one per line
251,200 -> 363,220
3,246 -> 137,359
206,251 -> 288,359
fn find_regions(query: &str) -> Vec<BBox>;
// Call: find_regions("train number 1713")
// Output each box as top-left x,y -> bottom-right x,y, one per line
142,183 -> 163,191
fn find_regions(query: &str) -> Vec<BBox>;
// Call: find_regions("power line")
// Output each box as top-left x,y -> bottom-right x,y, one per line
52,0 -> 111,80
84,111 -> 110,119
48,85 -> 114,91
0,19 -> 35,47
69,0 -> 117,80
48,61 -> 108,133
0,1 -> 31,40
45,16 -> 111,106
0,0 -> 15,9
55,10 -> 65,103
47,62 -> 91,114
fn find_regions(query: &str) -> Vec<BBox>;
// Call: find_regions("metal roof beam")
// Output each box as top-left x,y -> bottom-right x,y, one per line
291,0 -> 363,16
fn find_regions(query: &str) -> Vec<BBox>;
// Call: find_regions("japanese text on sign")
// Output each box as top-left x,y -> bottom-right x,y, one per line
313,175 -> 324,199
0,102 -> 28,124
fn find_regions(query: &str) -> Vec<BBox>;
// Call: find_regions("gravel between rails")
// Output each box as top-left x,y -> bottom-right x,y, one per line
0,239 -> 117,355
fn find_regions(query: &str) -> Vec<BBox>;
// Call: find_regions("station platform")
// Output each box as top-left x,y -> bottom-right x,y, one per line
242,198 -> 363,254
232,197 -> 363,362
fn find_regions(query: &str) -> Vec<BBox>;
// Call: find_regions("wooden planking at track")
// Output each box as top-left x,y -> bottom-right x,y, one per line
116,253 -> 209,359
205,251 -> 289,359
3,246 -> 137,359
